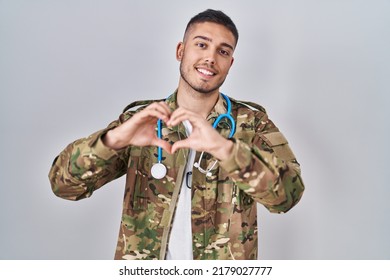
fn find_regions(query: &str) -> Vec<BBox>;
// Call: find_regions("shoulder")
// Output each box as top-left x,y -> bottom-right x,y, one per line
229,97 -> 269,125
227,97 -> 274,136
230,97 -> 267,114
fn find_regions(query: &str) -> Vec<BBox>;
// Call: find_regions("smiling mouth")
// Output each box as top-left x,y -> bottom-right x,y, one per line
196,67 -> 216,76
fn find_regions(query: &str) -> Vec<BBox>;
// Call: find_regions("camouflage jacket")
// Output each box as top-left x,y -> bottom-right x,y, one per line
49,92 -> 304,260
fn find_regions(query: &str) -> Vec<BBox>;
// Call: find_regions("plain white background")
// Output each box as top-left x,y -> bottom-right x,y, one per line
1,0 -> 389,259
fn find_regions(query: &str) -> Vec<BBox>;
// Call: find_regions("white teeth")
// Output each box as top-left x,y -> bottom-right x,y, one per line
197,68 -> 214,76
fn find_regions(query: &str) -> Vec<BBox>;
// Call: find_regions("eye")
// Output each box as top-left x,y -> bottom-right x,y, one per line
220,49 -> 230,56
196,42 -> 206,48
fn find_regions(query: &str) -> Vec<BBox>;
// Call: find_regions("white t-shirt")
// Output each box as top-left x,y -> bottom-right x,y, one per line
166,120 -> 195,260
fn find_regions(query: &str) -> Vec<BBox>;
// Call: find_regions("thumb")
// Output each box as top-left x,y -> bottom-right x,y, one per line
171,139 -> 192,154
153,138 -> 173,154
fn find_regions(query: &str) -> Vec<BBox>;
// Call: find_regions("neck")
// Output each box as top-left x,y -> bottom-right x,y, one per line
177,82 -> 219,119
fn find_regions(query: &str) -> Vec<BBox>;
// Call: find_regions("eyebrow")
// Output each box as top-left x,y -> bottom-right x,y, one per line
193,35 -> 235,51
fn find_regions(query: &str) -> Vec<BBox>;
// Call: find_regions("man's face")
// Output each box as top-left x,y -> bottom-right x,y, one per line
177,22 -> 235,94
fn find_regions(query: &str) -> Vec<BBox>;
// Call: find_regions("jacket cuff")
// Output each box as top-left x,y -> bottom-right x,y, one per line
219,139 -> 252,173
87,129 -> 120,161
94,136 -> 119,160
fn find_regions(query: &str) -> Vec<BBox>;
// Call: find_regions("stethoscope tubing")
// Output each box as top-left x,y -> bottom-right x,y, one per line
213,93 -> 235,138
157,119 -> 163,162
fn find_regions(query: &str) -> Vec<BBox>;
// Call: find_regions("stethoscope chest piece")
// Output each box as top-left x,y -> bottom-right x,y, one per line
151,162 -> 167,179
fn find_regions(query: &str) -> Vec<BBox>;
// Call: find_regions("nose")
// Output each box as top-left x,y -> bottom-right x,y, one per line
204,48 -> 217,65
205,58 -> 215,65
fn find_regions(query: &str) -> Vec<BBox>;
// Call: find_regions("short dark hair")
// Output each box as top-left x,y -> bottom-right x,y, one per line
184,9 -> 239,46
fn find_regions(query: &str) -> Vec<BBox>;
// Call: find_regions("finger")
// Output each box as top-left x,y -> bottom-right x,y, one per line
169,114 -> 205,129
137,106 -> 170,123
143,102 -> 171,122
158,101 -> 172,114
168,109 -> 198,127
153,101 -> 172,117
171,138 -> 192,154
145,105 -> 170,121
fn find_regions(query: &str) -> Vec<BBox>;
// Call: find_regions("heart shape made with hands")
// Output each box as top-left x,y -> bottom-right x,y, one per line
155,111 -> 232,161
110,102 -> 233,162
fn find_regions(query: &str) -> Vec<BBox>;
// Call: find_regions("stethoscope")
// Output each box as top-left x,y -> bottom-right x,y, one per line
150,93 -> 236,179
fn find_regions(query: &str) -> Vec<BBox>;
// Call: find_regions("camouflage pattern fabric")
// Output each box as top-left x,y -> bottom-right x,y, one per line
49,92 -> 305,260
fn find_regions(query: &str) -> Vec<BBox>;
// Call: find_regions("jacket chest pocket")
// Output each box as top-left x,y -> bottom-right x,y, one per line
217,181 -> 253,213
124,148 -> 153,210
217,180 -> 233,204
234,130 -> 255,142
123,147 -> 177,211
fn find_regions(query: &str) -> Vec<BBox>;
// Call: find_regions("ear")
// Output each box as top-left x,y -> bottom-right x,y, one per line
230,57 -> 235,67
226,57 -> 235,75
176,42 -> 184,61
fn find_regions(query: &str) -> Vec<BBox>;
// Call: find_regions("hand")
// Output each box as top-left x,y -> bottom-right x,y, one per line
103,102 -> 172,153
167,108 -> 234,161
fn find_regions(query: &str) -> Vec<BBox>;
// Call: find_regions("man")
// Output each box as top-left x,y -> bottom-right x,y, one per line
49,9 -> 304,260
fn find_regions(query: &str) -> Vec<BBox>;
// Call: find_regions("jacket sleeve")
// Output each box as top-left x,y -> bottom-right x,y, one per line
48,117 -> 130,201
219,109 -> 305,213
